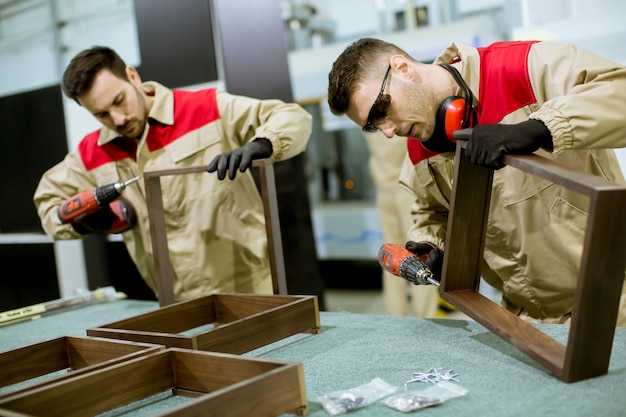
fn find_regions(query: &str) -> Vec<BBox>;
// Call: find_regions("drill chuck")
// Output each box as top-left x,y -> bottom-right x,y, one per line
398,255 -> 439,286
94,176 -> 140,205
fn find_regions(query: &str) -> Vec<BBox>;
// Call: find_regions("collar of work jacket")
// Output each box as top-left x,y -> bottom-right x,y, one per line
434,42 -> 480,106
97,81 -> 173,146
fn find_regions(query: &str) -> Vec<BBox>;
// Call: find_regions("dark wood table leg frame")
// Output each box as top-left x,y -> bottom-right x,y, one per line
144,159 -> 287,307
442,144 -> 626,382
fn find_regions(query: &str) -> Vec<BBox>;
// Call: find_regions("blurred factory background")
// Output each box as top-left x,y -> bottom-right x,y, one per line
1,0 -> 625,313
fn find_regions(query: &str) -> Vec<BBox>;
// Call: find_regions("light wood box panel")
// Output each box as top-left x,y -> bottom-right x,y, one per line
0,336 -> 162,399
0,347 -> 308,417
86,293 -> 320,354
442,144 -> 626,382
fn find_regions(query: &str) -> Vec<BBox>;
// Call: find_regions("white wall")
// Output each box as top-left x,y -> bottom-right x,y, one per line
0,0 -> 140,296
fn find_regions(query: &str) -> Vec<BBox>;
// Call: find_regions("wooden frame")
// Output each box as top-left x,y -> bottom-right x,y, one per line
86,293 -> 320,354
143,159 -> 286,306
0,336 -> 162,399
0,348 -> 308,417
442,144 -> 626,382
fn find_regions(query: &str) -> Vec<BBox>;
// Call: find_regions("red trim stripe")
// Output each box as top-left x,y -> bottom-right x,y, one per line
79,131 -> 136,171
407,138 -> 438,165
79,88 -> 221,171
146,88 -> 220,151
477,41 -> 539,124
408,41 -> 539,166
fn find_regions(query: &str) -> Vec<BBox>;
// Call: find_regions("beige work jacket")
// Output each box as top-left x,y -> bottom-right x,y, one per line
400,41 -> 626,324
34,82 -> 312,301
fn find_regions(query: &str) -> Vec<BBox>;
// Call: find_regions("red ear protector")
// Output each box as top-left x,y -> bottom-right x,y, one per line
421,63 -> 478,152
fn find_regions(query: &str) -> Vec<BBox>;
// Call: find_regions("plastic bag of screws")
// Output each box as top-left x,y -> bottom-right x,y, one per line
318,377 -> 397,415
382,381 -> 468,413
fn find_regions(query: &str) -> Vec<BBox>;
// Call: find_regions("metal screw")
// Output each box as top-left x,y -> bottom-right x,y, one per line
404,367 -> 459,390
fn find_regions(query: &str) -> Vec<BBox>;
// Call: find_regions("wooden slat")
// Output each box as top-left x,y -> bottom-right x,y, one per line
144,173 -> 176,307
442,141 -> 626,382
196,297 -> 321,354
0,338 -> 68,387
563,188 -> 626,381
440,147 -> 492,292
171,349 -> 280,391
214,293 -> 307,321
64,337 -> 161,369
0,352 -> 173,417
144,166 -> 214,307
441,290 -> 566,374
143,160 -> 287,306
166,349 -> 308,417
0,349 -> 308,417
86,328 -> 196,350
252,159 -> 288,295
89,296 -> 214,333
502,153 -> 623,194
87,294 -> 320,354
0,336 -> 161,401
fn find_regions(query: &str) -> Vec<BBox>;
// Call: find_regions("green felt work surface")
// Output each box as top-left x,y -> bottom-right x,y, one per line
1,300 -> 625,417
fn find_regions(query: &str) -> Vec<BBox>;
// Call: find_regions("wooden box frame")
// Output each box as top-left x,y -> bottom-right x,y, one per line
442,144 -> 626,382
143,159 -> 286,306
0,348 -> 308,417
0,336 -> 162,399
87,293 -> 320,354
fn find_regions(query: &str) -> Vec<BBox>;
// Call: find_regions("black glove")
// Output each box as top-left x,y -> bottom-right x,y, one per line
72,199 -> 137,235
207,138 -> 273,180
405,241 -> 444,283
459,120 -> 552,169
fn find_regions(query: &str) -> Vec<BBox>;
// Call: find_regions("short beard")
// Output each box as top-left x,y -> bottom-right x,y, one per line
405,82 -> 438,141
129,86 -> 149,139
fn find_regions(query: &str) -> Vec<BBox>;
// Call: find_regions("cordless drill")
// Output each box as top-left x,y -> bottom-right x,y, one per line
57,177 -> 139,225
378,243 -> 440,286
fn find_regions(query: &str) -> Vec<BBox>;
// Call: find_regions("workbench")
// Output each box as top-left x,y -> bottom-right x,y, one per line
2,298 -> 625,417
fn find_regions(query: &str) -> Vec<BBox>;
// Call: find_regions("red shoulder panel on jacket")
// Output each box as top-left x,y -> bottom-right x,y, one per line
78,88 -> 221,171
477,41 -> 539,124
146,88 -> 220,151
407,137 -> 439,165
79,131 -> 137,171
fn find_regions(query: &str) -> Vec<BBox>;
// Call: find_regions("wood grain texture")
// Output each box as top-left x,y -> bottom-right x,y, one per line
144,159 -> 287,307
253,159 -> 288,295
0,348 -> 308,417
144,173 -> 176,306
87,294 -> 321,354
442,143 -> 626,382
0,336 -> 162,401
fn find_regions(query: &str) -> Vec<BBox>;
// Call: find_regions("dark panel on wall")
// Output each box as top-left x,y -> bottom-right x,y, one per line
212,0 -> 292,102
0,244 -> 60,310
0,85 -> 68,233
213,0 -> 326,309
133,0 -> 218,87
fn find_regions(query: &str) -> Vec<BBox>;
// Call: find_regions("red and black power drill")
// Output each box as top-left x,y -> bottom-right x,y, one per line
57,177 -> 139,234
378,243 -> 440,286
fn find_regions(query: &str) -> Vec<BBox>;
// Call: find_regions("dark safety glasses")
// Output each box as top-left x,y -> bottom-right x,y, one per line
362,66 -> 392,132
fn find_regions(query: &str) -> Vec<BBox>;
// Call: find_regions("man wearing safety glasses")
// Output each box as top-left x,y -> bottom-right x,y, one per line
327,37 -> 626,326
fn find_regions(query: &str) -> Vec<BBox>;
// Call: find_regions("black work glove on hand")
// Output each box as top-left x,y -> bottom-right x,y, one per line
460,119 -> 552,170
207,138 -> 273,180
405,241 -> 444,283
71,199 -> 137,235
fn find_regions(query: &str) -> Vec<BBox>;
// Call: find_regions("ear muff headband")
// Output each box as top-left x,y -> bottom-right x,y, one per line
421,64 -> 477,152
439,63 -> 476,133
